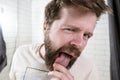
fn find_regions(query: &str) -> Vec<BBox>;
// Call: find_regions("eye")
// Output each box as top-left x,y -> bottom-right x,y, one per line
65,28 -> 73,31
83,34 -> 91,40
63,28 -> 75,32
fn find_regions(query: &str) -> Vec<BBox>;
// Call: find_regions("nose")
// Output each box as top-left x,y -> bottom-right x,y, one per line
70,34 -> 86,50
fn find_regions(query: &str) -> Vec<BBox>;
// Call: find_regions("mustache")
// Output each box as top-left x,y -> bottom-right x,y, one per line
57,44 -> 81,57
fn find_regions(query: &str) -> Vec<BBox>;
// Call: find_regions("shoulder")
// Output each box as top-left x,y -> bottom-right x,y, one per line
70,54 -> 99,80
14,43 -> 41,57
16,44 -> 37,52
9,43 -> 45,80
78,54 -> 94,67
71,54 -> 95,71
12,43 -> 43,66
10,43 -> 43,71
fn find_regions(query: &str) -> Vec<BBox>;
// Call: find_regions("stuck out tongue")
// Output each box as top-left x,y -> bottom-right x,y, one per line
54,53 -> 71,67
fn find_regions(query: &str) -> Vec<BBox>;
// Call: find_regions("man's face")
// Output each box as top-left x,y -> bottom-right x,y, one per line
44,7 -> 97,71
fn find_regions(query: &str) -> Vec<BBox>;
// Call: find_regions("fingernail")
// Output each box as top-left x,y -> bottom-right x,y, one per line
53,63 -> 57,67
51,78 -> 58,80
48,72 -> 53,75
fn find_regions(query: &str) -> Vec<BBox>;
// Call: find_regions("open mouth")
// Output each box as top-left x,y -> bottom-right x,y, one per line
54,52 -> 74,68
60,52 -> 73,59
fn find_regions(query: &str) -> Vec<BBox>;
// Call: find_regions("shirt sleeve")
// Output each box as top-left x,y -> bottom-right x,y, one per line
86,64 -> 99,80
9,46 -> 27,80
9,48 -> 19,80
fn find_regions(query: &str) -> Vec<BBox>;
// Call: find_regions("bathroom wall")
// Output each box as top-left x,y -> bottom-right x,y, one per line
0,0 -> 32,80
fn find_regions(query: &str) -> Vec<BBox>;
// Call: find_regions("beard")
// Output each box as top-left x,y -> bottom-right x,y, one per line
44,30 -> 81,71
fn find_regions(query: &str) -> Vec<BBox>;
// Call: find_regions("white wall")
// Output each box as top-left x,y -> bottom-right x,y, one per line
15,0 -> 32,47
32,0 -> 110,80
85,14 -> 110,80
32,0 -> 49,43
0,0 -> 32,80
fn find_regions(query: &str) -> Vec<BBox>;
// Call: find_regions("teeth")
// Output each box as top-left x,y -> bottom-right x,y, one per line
63,53 -> 72,59
64,53 -> 68,58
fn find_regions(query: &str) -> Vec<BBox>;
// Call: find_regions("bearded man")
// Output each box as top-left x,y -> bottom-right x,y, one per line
9,0 -> 112,80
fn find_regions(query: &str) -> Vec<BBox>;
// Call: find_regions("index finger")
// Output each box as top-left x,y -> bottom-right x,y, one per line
53,63 -> 74,80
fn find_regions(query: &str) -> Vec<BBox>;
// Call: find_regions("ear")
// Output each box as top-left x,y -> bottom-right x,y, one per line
43,20 -> 47,33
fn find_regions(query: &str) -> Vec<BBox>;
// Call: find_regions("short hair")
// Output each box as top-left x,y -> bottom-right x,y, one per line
45,0 -> 112,26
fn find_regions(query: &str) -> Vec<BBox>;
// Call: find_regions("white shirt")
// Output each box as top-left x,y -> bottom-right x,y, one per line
9,43 -> 99,80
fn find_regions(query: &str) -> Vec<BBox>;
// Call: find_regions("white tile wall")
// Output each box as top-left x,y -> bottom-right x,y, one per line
32,0 -> 110,80
32,0 -> 50,43
16,0 -> 32,47
0,0 -> 32,80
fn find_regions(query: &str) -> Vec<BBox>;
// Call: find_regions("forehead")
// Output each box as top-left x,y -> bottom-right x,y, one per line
52,7 -> 97,32
59,6 -> 96,18
58,7 -> 97,24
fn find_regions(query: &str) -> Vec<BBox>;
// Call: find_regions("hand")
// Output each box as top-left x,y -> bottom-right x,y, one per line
48,63 -> 74,80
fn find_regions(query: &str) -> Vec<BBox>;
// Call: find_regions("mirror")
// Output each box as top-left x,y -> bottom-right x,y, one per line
0,0 -> 110,80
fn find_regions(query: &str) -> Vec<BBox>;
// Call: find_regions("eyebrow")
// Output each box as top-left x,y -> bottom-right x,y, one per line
63,24 -> 81,30
64,24 -> 94,36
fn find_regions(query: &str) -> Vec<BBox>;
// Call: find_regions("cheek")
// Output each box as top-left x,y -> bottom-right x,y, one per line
82,41 -> 88,50
49,31 -> 72,46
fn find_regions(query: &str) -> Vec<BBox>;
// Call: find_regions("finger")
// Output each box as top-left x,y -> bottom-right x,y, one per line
48,71 -> 69,80
53,63 -> 74,80
50,77 -> 59,80
53,63 -> 69,74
